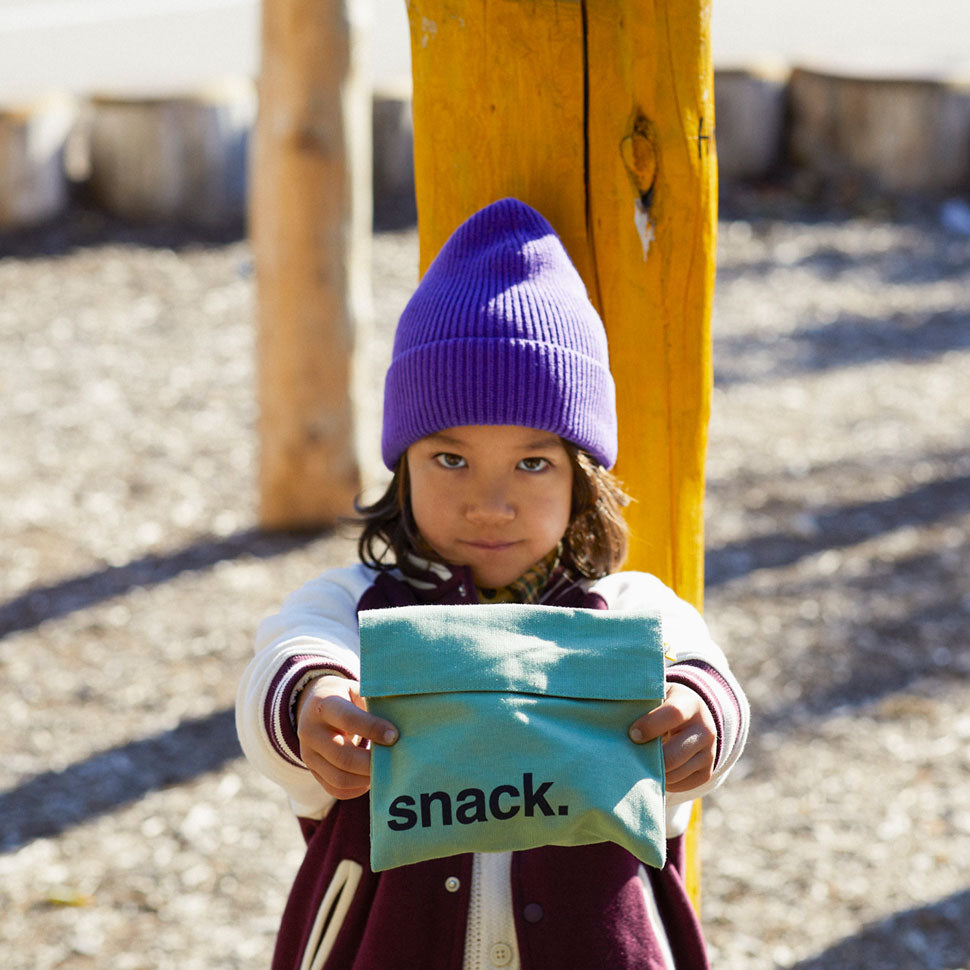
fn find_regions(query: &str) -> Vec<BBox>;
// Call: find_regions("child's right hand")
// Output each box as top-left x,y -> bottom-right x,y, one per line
296,674 -> 399,800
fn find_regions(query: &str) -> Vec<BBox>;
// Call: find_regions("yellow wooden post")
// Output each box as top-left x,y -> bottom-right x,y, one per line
407,0 -> 716,909
252,0 -> 373,528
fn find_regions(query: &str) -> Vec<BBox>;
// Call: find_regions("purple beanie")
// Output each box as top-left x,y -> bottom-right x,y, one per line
381,198 -> 618,469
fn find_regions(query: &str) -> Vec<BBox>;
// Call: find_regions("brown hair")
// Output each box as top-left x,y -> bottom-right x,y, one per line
355,441 -> 630,580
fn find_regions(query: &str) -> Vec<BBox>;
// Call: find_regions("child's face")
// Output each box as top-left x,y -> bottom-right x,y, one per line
406,425 -> 573,589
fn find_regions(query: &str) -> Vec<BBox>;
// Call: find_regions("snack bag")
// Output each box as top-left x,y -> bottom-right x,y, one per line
360,604 -> 666,872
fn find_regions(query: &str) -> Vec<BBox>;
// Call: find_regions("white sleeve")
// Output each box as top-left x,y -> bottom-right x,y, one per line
590,571 -> 750,829
234,562 -> 376,819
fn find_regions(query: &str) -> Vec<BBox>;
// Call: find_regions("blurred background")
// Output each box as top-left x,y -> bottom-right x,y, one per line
1,0 -> 968,97
1,2 -> 968,969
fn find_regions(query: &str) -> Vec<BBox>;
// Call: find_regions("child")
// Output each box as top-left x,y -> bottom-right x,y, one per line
236,198 -> 748,970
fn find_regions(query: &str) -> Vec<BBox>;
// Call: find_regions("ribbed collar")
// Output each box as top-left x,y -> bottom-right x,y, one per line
398,548 -> 568,605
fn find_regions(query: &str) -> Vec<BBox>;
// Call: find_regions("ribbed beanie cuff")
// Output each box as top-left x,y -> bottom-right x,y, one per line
381,198 -> 618,469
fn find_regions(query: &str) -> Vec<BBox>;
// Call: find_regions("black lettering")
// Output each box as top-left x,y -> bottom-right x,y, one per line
456,787 -> 488,824
420,791 -> 453,827
387,795 -> 417,831
489,784 -> 520,820
523,773 -> 555,817
390,778 -> 560,830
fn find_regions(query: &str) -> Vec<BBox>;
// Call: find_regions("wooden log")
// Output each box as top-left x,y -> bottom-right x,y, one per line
253,0 -> 374,528
87,79 -> 254,227
373,81 -> 417,228
789,68 -> 970,194
0,94 -> 75,230
407,0 -> 716,909
715,65 -> 788,182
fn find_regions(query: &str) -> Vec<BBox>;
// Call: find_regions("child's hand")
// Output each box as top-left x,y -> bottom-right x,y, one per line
296,674 -> 399,800
628,684 -> 717,793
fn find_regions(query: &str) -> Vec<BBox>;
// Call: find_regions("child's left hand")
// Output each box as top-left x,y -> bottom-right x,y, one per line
628,684 -> 717,793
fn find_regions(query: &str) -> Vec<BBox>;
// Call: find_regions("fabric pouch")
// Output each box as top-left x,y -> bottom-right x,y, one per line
359,603 -> 666,873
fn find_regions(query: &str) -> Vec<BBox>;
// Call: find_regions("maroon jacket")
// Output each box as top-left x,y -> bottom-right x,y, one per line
269,566 -> 711,970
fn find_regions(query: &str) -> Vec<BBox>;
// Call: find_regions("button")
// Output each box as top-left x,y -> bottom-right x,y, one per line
444,876 -> 460,893
489,942 -> 513,967
523,902 -> 544,923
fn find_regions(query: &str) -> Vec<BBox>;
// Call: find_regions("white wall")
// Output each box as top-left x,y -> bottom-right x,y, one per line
0,0 -> 411,102
0,0 -> 967,103
711,0 -> 970,78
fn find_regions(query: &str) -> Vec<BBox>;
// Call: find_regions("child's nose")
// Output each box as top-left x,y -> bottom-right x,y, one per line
465,481 -> 515,522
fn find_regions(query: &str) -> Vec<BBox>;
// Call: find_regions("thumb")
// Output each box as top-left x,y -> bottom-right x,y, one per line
628,702 -> 674,744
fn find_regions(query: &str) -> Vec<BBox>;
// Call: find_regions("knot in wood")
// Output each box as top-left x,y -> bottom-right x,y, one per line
620,115 -> 658,212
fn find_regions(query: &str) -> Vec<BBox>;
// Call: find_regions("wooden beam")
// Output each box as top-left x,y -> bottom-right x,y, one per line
407,0 -> 589,279
252,0 -> 373,528
584,0 -> 716,611
407,0 -> 716,910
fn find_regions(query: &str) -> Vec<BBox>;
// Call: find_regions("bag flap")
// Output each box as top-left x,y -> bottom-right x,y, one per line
359,603 -> 664,700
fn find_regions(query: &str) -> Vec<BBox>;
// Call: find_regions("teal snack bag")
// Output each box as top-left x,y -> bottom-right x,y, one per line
359,603 -> 667,873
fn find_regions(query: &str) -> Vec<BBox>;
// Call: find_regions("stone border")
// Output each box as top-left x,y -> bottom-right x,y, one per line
2,67 -> 969,231
0,93 -> 76,229
716,65 -> 970,194
787,68 -> 970,194
86,79 -> 255,229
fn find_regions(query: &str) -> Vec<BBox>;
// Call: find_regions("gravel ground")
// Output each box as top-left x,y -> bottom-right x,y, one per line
1,191 -> 968,969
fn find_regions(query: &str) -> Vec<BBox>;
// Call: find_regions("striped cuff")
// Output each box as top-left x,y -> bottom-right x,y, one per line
263,655 -> 355,768
665,659 -> 743,773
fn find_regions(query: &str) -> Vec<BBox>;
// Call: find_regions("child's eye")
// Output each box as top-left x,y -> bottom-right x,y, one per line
518,457 -> 550,472
434,453 -> 467,469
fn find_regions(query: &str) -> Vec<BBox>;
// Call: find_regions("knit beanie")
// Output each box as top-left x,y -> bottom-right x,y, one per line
381,197 -> 618,469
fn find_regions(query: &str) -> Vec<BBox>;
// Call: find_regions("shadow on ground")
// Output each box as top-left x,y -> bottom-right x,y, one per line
0,528 -> 323,852
790,888 -> 970,970
0,528 -> 324,639
0,708 -> 239,853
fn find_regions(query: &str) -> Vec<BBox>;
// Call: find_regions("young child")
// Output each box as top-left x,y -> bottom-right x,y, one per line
236,197 -> 748,970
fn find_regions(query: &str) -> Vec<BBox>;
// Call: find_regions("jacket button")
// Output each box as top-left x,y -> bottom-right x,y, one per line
490,942 -> 513,966
523,902 -> 544,923
445,876 -> 460,893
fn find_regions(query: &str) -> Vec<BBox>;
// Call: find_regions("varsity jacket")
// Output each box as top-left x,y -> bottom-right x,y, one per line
236,558 -> 749,970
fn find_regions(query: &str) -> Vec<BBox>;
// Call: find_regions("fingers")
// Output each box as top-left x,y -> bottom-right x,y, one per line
297,676 -> 398,800
661,728 -> 716,792
304,734 -> 372,800
323,690 -> 399,747
628,701 -> 682,744
628,683 -> 717,793
628,682 -> 700,744
299,676 -> 399,745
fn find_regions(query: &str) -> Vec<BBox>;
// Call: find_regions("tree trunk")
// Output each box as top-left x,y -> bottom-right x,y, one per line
253,0 -> 374,528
